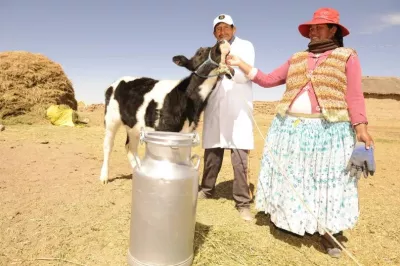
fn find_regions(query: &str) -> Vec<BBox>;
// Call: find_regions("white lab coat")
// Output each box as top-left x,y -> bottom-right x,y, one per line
202,36 -> 255,150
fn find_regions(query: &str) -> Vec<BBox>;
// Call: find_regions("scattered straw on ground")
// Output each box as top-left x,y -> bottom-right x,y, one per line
0,51 -> 77,124
0,99 -> 399,265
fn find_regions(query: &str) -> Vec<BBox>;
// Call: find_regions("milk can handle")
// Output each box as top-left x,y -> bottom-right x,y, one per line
190,154 -> 201,170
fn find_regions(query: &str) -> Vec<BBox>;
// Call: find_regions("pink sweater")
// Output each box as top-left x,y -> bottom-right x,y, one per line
249,50 -> 368,125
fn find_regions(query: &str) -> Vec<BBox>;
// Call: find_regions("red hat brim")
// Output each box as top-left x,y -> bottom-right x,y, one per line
298,18 -> 350,38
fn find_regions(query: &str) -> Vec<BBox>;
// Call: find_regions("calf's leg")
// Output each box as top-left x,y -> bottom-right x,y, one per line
100,116 -> 121,184
125,127 -> 140,170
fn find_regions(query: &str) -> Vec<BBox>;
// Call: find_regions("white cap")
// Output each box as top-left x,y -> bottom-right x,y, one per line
213,14 -> 234,29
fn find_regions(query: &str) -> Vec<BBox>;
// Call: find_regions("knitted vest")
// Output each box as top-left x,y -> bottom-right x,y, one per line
276,47 -> 356,122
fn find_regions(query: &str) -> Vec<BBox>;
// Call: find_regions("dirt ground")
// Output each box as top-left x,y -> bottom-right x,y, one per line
1,99 -> 399,266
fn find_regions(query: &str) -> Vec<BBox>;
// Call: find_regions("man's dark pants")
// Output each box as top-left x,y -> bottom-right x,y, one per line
199,148 -> 252,209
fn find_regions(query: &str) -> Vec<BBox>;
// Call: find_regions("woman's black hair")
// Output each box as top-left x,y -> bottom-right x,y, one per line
327,24 -> 344,47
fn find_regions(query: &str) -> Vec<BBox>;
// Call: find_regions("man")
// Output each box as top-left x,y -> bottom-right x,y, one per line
198,14 -> 255,221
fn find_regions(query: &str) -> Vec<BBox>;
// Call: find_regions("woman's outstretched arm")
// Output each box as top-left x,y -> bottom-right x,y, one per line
226,55 -> 289,88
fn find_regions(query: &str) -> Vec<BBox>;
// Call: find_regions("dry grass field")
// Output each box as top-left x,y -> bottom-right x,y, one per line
1,98 -> 399,266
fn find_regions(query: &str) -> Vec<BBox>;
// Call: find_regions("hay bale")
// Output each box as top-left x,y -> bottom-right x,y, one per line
362,76 -> 400,101
0,51 -> 77,124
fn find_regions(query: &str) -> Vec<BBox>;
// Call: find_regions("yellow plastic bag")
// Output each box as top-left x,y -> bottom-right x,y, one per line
46,104 -> 79,127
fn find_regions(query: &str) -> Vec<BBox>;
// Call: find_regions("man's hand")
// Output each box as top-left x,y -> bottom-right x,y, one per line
346,142 -> 376,180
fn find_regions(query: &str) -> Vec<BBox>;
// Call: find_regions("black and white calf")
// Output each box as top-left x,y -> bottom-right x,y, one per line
99,40 -> 233,184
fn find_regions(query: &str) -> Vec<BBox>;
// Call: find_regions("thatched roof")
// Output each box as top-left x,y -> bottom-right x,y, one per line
0,51 -> 77,124
362,76 -> 400,95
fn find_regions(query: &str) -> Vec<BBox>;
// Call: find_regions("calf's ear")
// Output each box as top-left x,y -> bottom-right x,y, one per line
172,55 -> 189,67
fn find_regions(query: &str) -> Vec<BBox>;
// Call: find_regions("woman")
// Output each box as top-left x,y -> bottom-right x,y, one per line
226,7 -> 375,258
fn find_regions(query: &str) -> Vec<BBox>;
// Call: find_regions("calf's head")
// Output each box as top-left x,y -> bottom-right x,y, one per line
172,40 -> 235,80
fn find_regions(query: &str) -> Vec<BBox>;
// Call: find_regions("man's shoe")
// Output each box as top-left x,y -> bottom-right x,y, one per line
198,190 -> 209,199
238,208 -> 253,221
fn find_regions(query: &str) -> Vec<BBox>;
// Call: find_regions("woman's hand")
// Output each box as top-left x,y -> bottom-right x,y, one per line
347,123 -> 376,179
226,55 -> 242,66
226,55 -> 253,76
354,123 -> 374,149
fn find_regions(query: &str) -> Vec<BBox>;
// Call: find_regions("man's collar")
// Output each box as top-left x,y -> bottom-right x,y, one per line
228,36 -> 236,44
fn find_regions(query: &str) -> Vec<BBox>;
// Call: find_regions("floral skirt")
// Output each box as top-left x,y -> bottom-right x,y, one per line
255,114 -> 359,236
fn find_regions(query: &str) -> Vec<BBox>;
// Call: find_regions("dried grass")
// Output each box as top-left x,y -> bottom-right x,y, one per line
0,99 -> 399,265
0,51 -> 77,124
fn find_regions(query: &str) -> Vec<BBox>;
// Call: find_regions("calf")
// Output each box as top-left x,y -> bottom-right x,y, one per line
100,40 -> 233,184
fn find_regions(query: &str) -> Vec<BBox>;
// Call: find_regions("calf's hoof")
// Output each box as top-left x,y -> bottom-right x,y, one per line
100,175 -> 109,184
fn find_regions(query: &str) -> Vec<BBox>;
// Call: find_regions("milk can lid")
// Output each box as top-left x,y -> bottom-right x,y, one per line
140,129 -> 199,147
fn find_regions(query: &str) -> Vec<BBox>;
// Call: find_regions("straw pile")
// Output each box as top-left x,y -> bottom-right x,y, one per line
362,76 -> 400,100
0,51 -> 77,124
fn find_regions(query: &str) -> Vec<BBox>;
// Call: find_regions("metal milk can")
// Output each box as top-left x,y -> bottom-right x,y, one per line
127,129 -> 201,266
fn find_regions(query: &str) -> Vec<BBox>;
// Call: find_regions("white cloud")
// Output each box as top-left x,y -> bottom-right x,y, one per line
381,13 -> 400,25
359,12 -> 400,35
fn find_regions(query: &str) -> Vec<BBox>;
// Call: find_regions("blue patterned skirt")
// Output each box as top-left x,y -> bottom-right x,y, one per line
255,113 -> 358,236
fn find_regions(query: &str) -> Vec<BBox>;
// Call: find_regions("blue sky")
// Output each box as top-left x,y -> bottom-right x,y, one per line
1,0 -> 399,104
